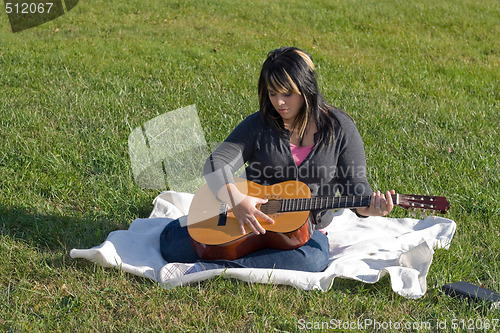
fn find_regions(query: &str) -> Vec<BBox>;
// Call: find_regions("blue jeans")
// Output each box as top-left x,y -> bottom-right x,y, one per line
159,219 -> 329,272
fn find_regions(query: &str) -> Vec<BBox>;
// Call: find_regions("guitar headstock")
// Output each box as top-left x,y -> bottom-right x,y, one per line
396,194 -> 450,214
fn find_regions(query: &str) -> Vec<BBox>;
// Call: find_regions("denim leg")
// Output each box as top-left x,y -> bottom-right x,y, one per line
229,230 -> 329,272
159,219 -> 200,263
160,220 -> 330,272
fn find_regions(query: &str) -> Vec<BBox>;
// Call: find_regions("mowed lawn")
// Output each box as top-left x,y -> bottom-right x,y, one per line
0,0 -> 499,331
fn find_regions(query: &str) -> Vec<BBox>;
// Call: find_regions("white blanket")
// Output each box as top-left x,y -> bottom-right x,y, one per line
70,190 -> 456,299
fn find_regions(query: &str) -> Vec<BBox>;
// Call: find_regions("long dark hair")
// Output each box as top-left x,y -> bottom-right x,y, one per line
258,46 -> 340,146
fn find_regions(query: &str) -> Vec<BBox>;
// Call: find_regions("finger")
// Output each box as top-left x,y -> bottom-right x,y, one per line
374,191 -> 381,210
370,192 -> 376,209
241,218 -> 259,235
239,220 -> 247,235
378,192 -> 389,215
257,197 -> 269,204
256,210 -> 274,224
248,217 -> 266,234
385,191 -> 394,213
238,216 -> 262,235
379,191 -> 388,206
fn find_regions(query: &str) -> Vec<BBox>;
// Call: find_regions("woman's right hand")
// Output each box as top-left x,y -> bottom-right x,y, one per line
218,183 -> 275,235
231,194 -> 275,235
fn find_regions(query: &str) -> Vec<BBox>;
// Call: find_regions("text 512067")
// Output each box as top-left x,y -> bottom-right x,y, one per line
5,2 -> 54,14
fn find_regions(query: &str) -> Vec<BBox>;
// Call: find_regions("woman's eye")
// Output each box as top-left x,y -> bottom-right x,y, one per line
269,91 -> 292,97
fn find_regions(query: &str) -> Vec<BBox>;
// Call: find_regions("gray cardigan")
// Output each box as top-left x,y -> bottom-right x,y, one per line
203,110 -> 373,224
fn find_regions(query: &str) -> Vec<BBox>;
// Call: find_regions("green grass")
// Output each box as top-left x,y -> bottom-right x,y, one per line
1,0 -> 499,331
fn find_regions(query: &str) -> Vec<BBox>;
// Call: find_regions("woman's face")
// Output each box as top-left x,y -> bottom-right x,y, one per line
268,90 -> 305,124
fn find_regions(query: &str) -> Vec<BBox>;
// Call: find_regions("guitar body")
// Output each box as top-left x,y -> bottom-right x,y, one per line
187,178 -> 313,260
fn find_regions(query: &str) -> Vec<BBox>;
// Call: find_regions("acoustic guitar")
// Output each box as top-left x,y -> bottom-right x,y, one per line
187,178 -> 450,260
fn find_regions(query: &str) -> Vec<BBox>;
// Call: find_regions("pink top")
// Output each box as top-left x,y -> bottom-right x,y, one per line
290,143 -> 313,166
291,143 -> 327,234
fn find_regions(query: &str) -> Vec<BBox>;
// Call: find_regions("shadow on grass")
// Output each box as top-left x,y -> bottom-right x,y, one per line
330,275 -> 394,296
0,200 -> 153,253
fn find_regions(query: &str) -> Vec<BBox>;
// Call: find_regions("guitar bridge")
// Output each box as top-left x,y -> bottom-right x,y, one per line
218,203 -> 229,226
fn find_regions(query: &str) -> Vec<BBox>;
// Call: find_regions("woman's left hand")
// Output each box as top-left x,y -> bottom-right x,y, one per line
356,190 -> 396,217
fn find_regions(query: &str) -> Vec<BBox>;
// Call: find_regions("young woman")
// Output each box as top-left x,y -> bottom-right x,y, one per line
160,47 -> 394,275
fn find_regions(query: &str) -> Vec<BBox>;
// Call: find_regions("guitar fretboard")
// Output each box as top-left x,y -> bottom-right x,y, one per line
279,194 -> 398,212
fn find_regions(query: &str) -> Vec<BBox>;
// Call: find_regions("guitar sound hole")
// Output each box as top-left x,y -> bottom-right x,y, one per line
260,199 -> 282,216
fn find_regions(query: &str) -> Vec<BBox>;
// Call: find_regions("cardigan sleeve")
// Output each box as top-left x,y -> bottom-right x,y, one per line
334,115 -> 373,198
330,113 -> 373,219
203,113 -> 260,196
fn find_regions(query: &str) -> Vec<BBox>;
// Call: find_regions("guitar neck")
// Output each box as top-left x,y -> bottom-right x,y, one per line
280,194 -> 398,212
